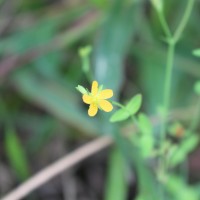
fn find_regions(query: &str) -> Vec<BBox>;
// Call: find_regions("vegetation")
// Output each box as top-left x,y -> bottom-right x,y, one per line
1,0 -> 200,199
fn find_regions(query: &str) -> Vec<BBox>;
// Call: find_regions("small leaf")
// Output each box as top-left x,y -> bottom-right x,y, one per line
126,94 -> 142,116
182,134 -> 199,153
169,145 -> 185,168
194,81 -> 200,95
110,108 -> 129,122
78,45 -> 92,57
192,49 -> 200,57
76,85 -> 88,94
138,113 -> 152,135
169,135 -> 199,167
140,136 -> 154,158
5,127 -> 30,180
167,176 -> 199,200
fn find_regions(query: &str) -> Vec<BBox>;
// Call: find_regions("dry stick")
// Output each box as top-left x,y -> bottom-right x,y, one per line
1,106 -> 196,200
1,136 -> 112,200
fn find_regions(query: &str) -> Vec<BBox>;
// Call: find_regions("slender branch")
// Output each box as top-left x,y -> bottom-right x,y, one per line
157,12 -> 172,39
173,0 -> 195,42
159,0 -> 195,142
1,136 -> 112,200
160,41 -> 175,141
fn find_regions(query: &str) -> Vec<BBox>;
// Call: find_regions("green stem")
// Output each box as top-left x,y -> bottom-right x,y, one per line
173,0 -> 195,42
111,101 -> 140,128
155,2 -> 195,199
111,101 -> 125,109
157,12 -> 172,39
159,0 -> 195,142
160,41 -> 175,141
82,57 -> 93,83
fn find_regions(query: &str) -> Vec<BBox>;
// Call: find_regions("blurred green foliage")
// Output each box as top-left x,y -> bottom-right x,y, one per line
0,0 -> 200,199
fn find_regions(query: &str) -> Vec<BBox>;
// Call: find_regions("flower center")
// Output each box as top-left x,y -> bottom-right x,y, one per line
91,94 -> 99,104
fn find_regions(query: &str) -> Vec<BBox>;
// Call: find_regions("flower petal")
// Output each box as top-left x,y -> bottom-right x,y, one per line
82,94 -> 92,104
99,100 -> 113,112
99,89 -> 113,99
88,103 -> 98,117
91,81 -> 98,96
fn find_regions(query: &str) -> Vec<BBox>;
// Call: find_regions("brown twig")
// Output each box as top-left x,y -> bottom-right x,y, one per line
1,136 -> 113,200
0,105 -> 196,200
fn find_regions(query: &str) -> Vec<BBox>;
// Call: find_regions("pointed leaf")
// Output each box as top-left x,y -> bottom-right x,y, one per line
110,108 -> 129,122
126,94 -> 142,116
138,113 -> 152,135
76,85 -> 88,94
5,127 -> 30,180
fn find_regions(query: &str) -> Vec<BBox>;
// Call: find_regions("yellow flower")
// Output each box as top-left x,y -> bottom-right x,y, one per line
82,81 -> 113,117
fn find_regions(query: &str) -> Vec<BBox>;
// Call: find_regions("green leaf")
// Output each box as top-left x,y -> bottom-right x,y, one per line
93,1 -> 137,94
137,113 -> 152,135
140,136 -> 154,158
110,94 -> 142,123
104,148 -> 127,200
12,71 -> 99,136
194,81 -> 200,95
110,108 -> 129,122
76,85 -> 88,94
79,45 -> 92,57
5,127 -> 30,180
167,176 -> 199,200
79,46 -> 92,76
169,135 -> 199,167
0,5 -> 89,55
192,49 -> 200,57
137,113 -> 154,157
126,94 -> 142,116
182,134 -> 199,153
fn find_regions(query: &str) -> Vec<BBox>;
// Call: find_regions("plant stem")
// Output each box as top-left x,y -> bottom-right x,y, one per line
159,0 -> 195,143
160,41 -> 175,141
156,3 -> 195,197
173,0 -> 195,43
157,12 -> 172,39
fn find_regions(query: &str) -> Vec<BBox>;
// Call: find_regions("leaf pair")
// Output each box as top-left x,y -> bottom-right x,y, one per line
110,94 -> 142,122
168,134 -> 199,168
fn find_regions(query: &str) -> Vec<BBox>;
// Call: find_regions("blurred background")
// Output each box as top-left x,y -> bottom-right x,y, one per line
0,0 -> 200,199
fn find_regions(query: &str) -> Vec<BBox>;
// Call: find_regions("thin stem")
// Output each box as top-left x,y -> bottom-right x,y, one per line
159,0 -> 195,142
157,12 -> 172,39
160,42 -> 175,141
111,101 -> 125,109
173,0 -> 195,42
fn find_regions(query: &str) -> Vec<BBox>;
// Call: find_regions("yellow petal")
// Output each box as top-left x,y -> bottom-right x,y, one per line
91,81 -> 98,96
99,89 -> 113,99
99,100 -> 113,112
82,94 -> 92,104
88,103 -> 98,117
